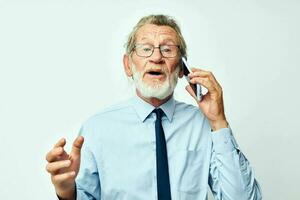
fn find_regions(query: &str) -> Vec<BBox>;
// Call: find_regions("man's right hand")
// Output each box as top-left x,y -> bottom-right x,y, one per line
46,136 -> 84,200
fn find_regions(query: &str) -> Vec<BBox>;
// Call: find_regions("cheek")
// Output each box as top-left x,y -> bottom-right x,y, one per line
167,58 -> 180,71
168,63 -> 180,74
131,56 -> 147,72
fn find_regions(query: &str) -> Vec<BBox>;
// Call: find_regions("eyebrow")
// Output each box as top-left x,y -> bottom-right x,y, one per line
161,38 -> 177,44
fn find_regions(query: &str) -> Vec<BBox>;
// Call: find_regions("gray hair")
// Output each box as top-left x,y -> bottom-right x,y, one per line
125,14 -> 187,58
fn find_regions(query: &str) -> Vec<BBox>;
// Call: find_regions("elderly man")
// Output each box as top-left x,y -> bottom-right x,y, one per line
46,15 -> 262,200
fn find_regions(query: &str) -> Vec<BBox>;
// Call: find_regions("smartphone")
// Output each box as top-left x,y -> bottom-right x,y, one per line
181,57 -> 202,101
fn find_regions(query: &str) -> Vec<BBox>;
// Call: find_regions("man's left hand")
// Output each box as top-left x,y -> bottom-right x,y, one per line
186,68 -> 228,131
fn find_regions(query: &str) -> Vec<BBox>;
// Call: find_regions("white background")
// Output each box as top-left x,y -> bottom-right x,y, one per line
0,0 -> 299,199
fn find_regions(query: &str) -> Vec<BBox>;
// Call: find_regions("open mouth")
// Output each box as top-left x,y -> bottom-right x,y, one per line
146,69 -> 165,77
148,71 -> 163,76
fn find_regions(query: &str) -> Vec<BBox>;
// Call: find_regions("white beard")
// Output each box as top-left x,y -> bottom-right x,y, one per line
131,63 -> 180,100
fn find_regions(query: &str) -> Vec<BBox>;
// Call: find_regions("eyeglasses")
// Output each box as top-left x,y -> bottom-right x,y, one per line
134,44 -> 180,58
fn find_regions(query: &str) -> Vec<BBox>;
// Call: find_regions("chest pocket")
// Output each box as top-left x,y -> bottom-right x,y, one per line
170,149 -> 208,194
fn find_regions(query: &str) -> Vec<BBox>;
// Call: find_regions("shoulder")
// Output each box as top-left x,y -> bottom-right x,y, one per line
175,100 -> 198,111
174,100 -> 205,119
80,98 -> 134,133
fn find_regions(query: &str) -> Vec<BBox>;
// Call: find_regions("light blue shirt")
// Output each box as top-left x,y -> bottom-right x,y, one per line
75,95 -> 262,200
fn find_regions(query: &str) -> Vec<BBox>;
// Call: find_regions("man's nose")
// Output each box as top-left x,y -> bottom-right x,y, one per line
149,47 -> 163,63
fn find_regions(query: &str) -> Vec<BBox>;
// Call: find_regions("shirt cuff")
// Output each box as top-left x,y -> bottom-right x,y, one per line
211,127 -> 239,153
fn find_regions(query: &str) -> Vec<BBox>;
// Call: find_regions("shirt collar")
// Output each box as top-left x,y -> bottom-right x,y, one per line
131,94 -> 175,123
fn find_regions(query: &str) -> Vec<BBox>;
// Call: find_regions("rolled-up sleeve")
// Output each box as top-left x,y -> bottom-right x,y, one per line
75,144 -> 100,200
75,126 -> 101,200
209,128 -> 262,200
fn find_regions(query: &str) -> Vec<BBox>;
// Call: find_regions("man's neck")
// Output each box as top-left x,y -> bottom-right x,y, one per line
136,90 -> 172,108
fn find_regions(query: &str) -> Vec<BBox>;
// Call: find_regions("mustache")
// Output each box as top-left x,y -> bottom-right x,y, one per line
144,67 -> 167,74
142,61 -> 168,75
130,61 -> 180,76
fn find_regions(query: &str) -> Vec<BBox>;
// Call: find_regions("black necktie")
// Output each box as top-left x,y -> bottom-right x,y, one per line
154,108 -> 171,200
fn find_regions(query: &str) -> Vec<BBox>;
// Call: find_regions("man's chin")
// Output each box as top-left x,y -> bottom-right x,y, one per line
136,83 -> 173,100
142,79 -> 165,88
137,90 -> 172,100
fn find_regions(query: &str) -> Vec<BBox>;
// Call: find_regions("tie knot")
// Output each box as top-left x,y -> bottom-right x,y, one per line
154,108 -> 164,120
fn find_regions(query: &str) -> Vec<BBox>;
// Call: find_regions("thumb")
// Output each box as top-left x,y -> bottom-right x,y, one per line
70,136 -> 84,157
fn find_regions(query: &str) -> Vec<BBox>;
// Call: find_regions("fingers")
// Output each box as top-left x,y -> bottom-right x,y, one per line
70,136 -> 84,158
190,77 -> 216,93
46,136 -> 84,164
51,171 -> 76,184
46,138 -> 69,162
46,146 -> 66,162
54,138 -> 66,148
46,137 -> 82,193
46,160 -> 71,175
189,69 -> 219,86
188,68 -> 222,93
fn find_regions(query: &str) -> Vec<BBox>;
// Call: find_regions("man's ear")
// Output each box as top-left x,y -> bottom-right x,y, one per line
123,54 -> 133,77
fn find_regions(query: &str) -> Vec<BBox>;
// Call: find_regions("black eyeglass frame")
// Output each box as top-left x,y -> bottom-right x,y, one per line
133,43 -> 181,58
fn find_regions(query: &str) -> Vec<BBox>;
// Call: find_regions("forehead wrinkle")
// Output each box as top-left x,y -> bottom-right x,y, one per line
136,25 -> 178,44
141,34 -> 176,43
